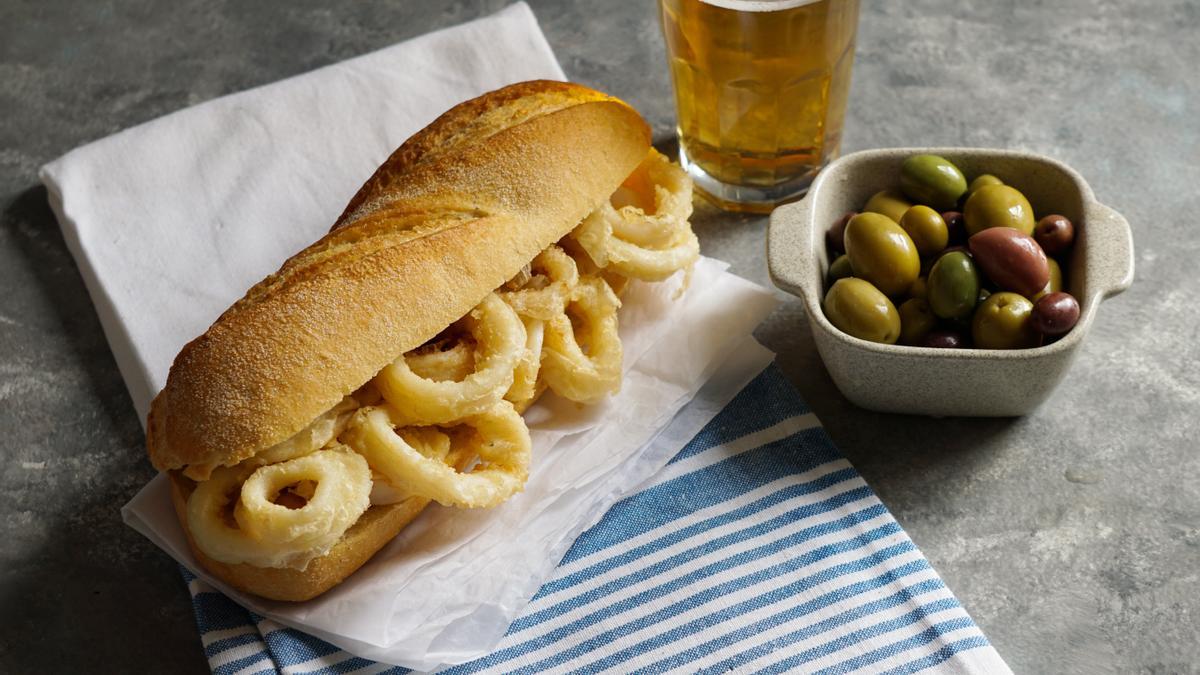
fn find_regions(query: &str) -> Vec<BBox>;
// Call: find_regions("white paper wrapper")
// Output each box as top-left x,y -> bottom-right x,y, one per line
123,257 -> 778,669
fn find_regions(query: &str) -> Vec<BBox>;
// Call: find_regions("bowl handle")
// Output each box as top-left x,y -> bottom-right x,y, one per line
1084,201 -> 1135,299
766,195 -> 818,299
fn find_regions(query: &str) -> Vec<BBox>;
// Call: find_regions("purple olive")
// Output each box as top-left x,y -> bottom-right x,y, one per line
1034,215 -> 1075,256
826,212 -> 857,254
918,330 -> 966,349
1031,292 -> 1080,335
941,211 -> 966,244
968,228 -> 1050,297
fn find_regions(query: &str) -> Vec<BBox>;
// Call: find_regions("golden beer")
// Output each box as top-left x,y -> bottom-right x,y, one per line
659,0 -> 860,212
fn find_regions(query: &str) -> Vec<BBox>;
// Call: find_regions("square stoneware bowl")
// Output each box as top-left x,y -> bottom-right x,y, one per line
767,147 -> 1134,416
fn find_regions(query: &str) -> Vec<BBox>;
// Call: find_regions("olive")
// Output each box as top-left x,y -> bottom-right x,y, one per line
898,298 -> 937,345
972,292 -> 1040,349
968,227 -> 1050,297
941,210 -> 966,244
863,189 -> 914,224
968,174 -> 1004,194
1034,214 -> 1075,255
927,251 -> 981,320
1032,257 -> 1063,301
827,254 -> 854,284
977,287 -> 992,304
919,330 -> 966,349
826,212 -> 857,254
844,212 -> 920,296
898,206 -> 949,256
899,155 -> 968,211
823,278 -> 901,344
909,275 -> 929,300
1032,292 -> 1080,335
963,184 -> 1035,236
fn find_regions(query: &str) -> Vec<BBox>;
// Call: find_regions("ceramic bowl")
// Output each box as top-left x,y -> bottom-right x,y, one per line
767,147 -> 1134,416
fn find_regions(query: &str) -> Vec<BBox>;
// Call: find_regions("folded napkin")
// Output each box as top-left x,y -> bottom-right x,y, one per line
186,367 -> 1011,675
40,2 -> 1010,672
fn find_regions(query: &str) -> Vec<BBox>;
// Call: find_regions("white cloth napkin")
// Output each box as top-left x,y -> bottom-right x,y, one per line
40,3 -> 779,669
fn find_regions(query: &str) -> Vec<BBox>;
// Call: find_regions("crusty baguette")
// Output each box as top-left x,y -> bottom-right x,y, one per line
148,81 -> 650,473
146,81 -> 652,601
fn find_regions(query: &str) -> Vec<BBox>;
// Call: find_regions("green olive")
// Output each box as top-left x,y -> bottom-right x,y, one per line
844,212 -> 920,296
899,154 -> 968,211
827,254 -> 854,284
898,298 -> 937,345
898,205 -> 950,256
972,292 -> 1040,349
823,278 -> 901,344
963,184 -> 1035,236
927,251 -> 980,320
863,189 -> 914,224
968,174 -> 1004,194
1031,258 -> 1063,301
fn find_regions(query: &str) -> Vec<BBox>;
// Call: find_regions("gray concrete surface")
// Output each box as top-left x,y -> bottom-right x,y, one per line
1,1 -> 1197,673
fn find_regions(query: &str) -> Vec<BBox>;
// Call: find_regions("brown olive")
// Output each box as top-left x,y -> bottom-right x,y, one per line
968,228 -> 1050,297
919,330 -> 966,349
1031,292 -> 1080,335
827,212 -> 857,254
940,211 -> 966,244
1034,215 -> 1075,255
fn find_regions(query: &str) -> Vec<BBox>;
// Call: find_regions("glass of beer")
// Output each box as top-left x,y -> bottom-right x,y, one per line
658,0 -> 861,213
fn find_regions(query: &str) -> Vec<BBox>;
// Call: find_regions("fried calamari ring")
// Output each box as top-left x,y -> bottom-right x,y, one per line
345,402 -> 531,509
505,317 -> 545,409
500,245 -> 579,321
187,449 -> 372,569
367,427 -> 452,505
570,150 -> 698,282
541,276 -> 623,404
374,293 -> 525,424
404,339 -> 476,382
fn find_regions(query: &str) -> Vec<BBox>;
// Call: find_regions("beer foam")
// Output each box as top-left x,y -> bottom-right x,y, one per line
701,0 -> 824,11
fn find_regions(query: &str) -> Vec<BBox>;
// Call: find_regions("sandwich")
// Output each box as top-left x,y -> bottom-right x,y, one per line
145,80 -> 698,601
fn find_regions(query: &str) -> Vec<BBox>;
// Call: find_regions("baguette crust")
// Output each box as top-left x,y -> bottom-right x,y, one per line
148,81 -> 651,473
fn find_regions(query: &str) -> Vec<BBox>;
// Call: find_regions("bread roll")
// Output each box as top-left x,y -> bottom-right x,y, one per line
147,80 -> 652,600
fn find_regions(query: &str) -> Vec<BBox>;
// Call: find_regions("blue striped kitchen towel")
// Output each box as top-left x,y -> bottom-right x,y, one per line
184,366 -> 1011,675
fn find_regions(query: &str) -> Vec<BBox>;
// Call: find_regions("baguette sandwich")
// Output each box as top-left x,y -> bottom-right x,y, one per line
146,80 -> 698,601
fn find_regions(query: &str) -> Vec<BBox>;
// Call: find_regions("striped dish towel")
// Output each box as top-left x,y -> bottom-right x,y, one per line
185,366 -> 1011,675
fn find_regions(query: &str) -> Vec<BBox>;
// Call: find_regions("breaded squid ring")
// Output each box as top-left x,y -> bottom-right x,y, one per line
570,150 -> 698,282
374,293 -> 525,424
505,317 -> 545,409
367,427 -> 452,505
500,245 -> 580,321
346,402 -> 531,509
403,339 -> 476,383
540,276 -> 623,404
186,449 -> 372,569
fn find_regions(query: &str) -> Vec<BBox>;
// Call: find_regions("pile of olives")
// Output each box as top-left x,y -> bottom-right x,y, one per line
823,154 -> 1080,349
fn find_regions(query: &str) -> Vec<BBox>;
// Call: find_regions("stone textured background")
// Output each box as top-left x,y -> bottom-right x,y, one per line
2,1 -> 1197,673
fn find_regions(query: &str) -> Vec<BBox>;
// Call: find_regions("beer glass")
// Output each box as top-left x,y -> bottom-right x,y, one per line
658,0 -> 861,213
